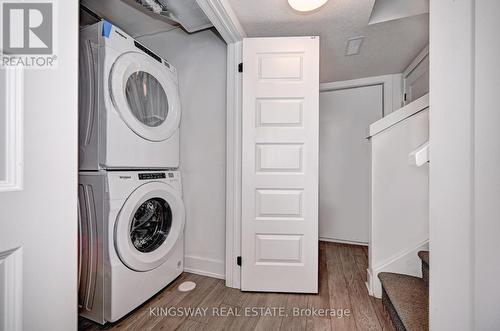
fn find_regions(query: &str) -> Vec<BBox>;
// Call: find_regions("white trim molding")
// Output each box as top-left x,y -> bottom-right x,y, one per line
224,41 -> 243,288
0,68 -> 23,192
403,45 -> 429,80
320,74 -> 403,116
0,247 -> 23,331
319,237 -> 368,247
196,0 -> 246,44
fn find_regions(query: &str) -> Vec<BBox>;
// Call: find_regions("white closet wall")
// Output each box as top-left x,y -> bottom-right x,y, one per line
139,29 -> 227,278
319,85 -> 383,244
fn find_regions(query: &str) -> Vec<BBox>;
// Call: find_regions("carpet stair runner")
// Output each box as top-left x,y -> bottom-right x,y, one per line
378,251 -> 429,331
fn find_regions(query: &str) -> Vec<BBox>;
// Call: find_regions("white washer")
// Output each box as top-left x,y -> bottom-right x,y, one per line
78,171 -> 184,324
79,20 -> 181,170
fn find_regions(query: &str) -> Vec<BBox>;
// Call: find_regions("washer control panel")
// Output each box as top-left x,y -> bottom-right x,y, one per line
137,172 -> 177,180
138,173 -> 166,180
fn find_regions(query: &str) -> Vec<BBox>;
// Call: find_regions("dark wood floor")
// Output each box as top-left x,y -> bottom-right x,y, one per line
80,242 -> 395,331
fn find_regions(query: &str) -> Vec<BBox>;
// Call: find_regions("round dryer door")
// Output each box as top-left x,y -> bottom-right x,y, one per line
114,181 -> 185,271
109,51 -> 181,142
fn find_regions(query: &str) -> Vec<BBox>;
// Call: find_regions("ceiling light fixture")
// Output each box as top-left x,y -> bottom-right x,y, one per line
288,0 -> 329,12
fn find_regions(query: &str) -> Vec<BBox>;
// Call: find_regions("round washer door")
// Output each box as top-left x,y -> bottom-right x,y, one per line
109,51 -> 181,142
114,181 -> 185,271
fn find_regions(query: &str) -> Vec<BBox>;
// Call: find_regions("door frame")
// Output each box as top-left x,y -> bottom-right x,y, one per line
320,74 -> 403,117
402,45 -> 429,106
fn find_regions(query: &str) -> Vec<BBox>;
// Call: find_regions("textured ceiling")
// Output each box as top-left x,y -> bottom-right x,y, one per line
228,0 -> 429,83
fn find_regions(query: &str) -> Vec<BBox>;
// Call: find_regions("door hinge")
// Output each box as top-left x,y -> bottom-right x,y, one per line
404,93 -> 407,102
237,256 -> 242,266
238,63 -> 243,73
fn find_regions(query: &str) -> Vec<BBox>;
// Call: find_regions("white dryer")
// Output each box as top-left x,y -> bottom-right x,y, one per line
79,20 -> 181,170
78,170 -> 184,324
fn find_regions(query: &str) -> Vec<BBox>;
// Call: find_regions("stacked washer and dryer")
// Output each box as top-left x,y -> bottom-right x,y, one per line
78,20 -> 185,324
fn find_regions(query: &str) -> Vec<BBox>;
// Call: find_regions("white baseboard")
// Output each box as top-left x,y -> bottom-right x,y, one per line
368,240 -> 429,298
184,255 -> 225,280
319,237 -> 368,246
366,269 -> 374,296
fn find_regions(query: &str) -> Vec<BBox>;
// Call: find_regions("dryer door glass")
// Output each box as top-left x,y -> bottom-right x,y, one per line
125,71 -> 169,127
130,198 -> 172,253
110,52 -> 181,142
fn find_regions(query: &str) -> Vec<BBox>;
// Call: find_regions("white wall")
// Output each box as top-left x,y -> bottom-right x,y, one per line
0,0 -> 79,330
317,74 -> 402,246
430,0 -> 500,329
138,29 -> 227,279
429,1 -> 474,329
474,1 -> 500,328
319,85 -> 383,244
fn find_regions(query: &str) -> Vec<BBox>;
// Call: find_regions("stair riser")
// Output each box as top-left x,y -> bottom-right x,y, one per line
422,262 -> 429,284
379,272 -> 429,331
382,288 -> 407,331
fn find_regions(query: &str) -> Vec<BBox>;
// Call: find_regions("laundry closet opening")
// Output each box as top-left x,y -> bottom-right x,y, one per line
81,1 -> 227,273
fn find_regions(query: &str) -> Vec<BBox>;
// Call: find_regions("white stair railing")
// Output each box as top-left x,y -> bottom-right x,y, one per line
366,94 -> 430,298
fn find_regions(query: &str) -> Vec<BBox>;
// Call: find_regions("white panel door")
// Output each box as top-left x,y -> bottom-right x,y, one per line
0,69 -> 7,182
241,37 -> 319,293
319,86 -> 383,243
0,1 -> 79,330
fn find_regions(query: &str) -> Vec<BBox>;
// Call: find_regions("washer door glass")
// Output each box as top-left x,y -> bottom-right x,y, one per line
125,72 -> 169,128
130,197 -> 172,253
114,182 -> 185,272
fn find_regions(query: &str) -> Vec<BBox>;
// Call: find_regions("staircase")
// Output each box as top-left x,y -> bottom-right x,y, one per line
378,251 -> 429,331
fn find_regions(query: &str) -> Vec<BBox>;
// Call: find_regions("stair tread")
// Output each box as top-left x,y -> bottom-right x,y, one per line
378,272 -> 429,331
418,251 -> 429,265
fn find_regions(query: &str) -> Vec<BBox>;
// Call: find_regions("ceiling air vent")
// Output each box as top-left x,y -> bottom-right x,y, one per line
345,36 -> 364,56
133,0 -> 213,33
